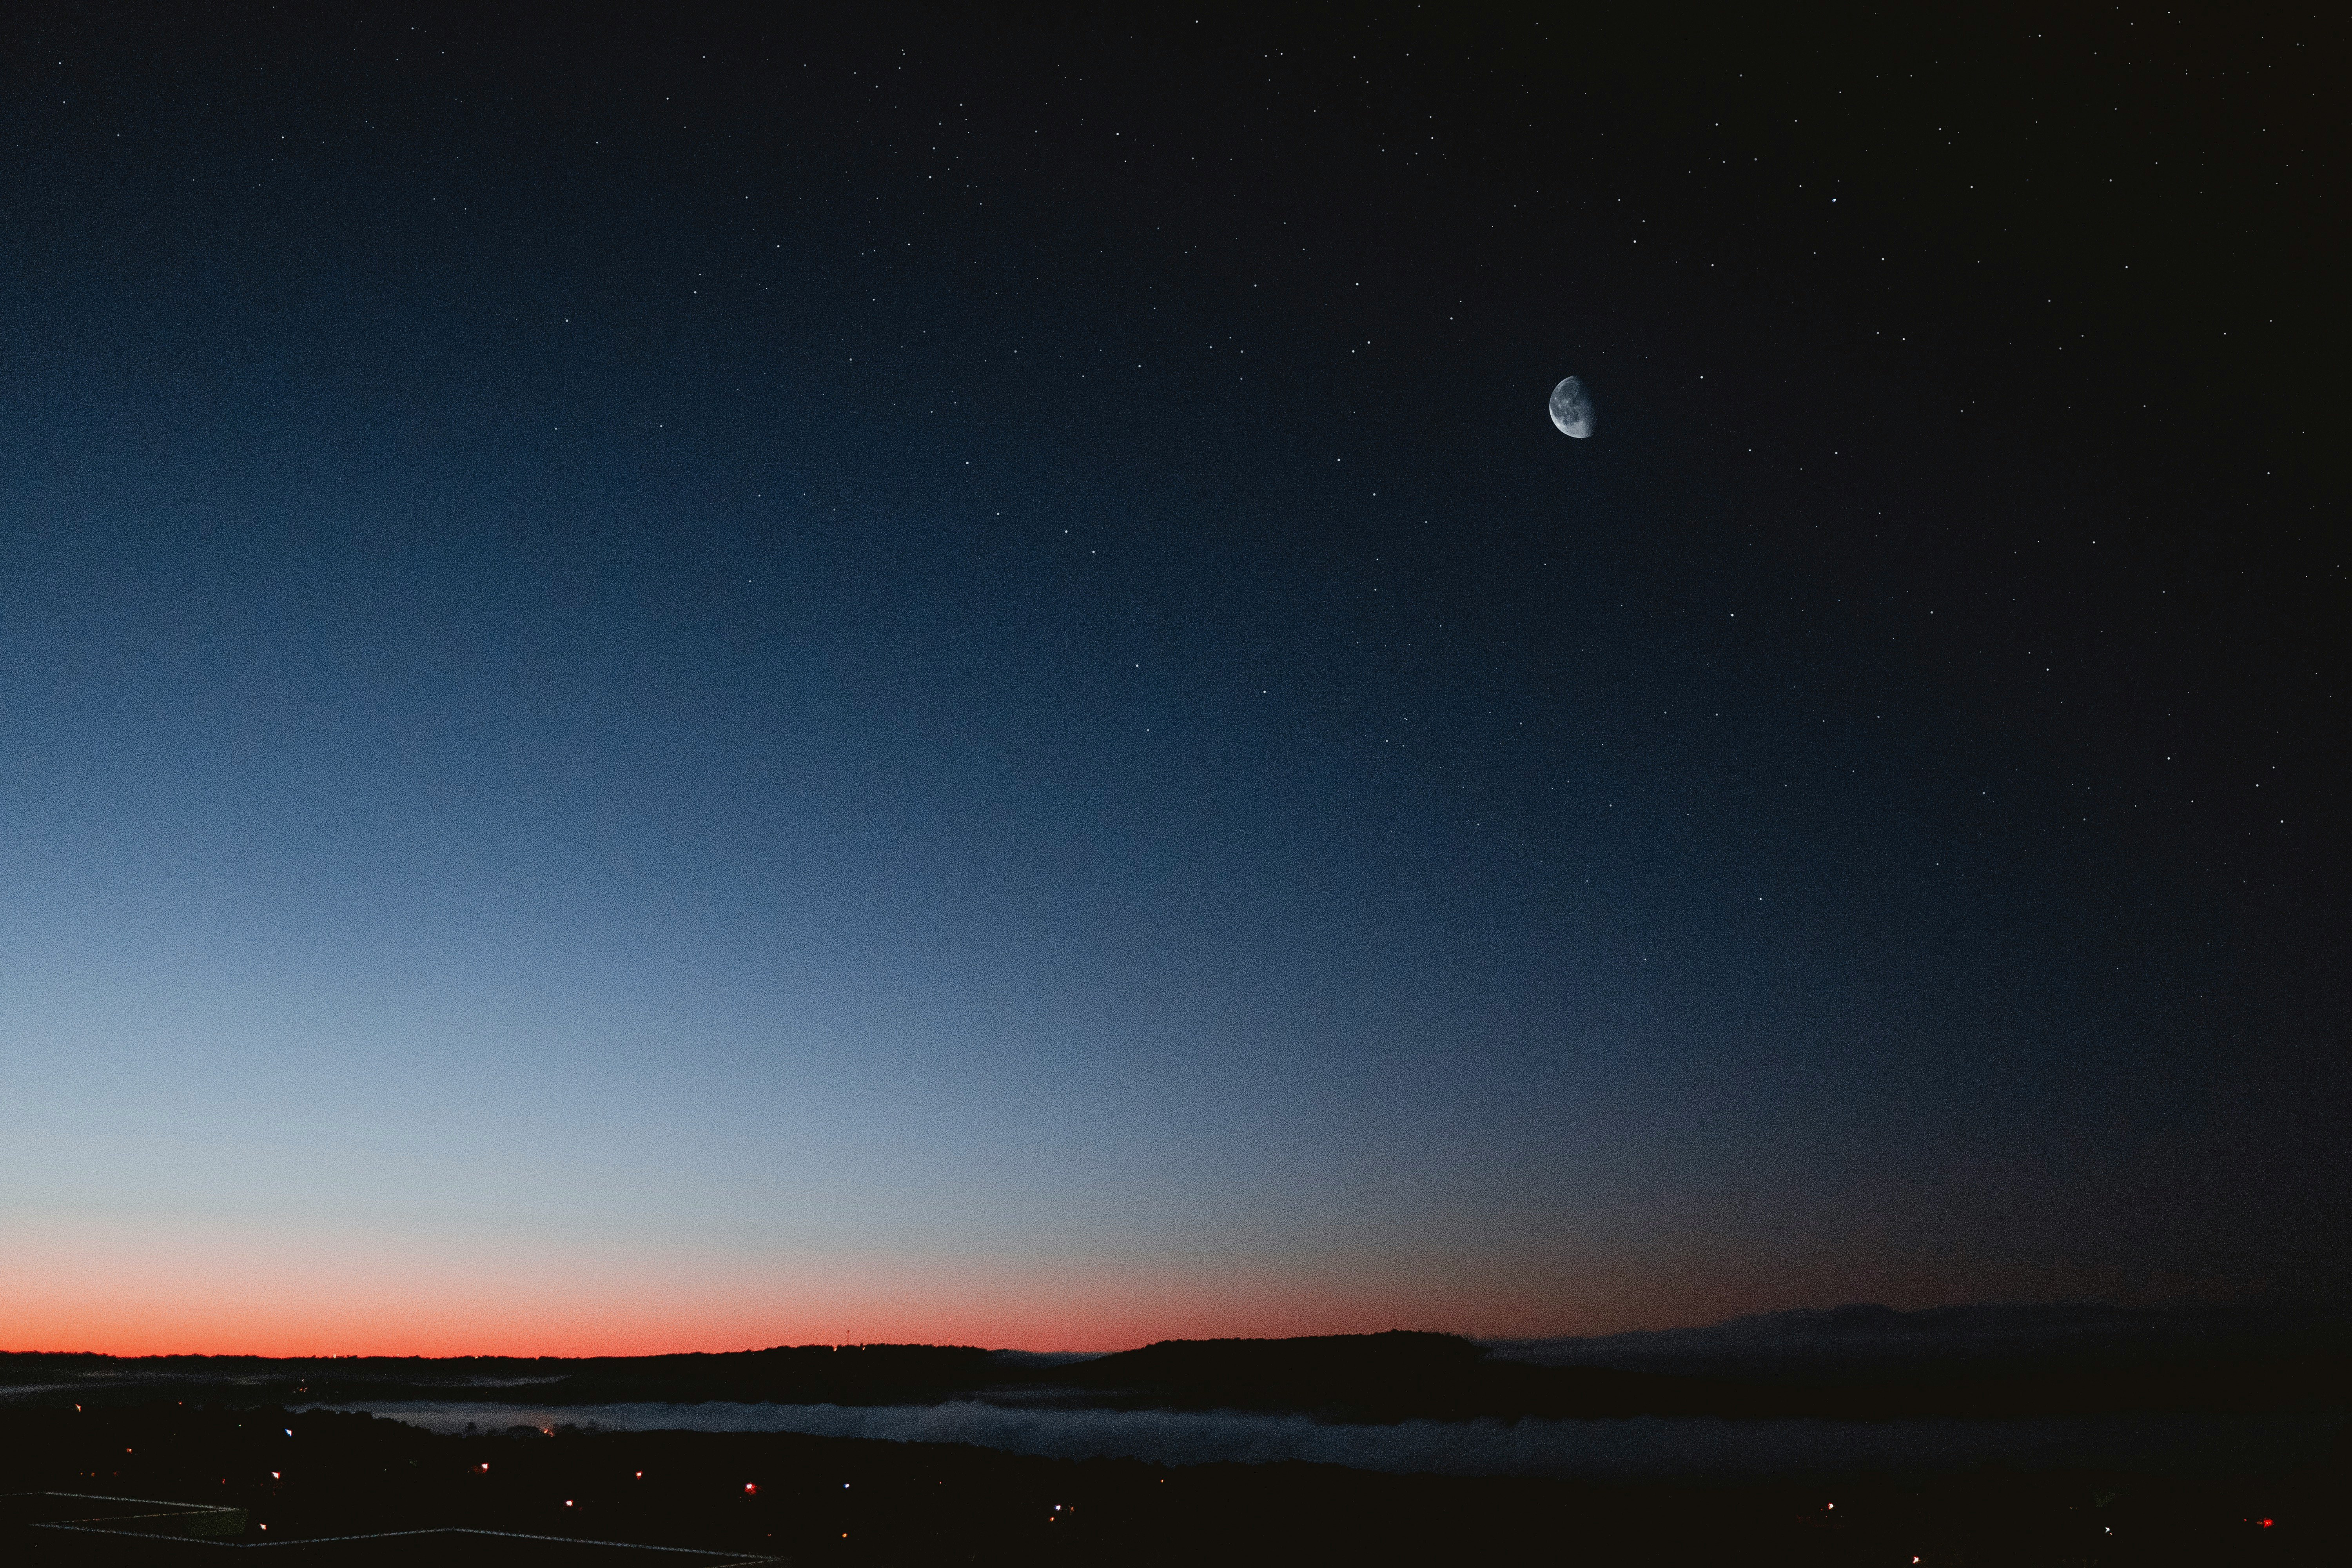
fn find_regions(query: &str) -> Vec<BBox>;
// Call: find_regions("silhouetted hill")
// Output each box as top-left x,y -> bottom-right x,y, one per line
1061,1330 -> 1479,1394
1048,1330 -> 1714,1419
1048,1325 -> 2352,1421
7,1306 -> 2345,1421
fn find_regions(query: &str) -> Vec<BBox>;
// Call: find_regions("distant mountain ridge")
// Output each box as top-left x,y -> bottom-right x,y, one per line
6,1301 -> 2343,1421
1485,1299 -> 2351,1380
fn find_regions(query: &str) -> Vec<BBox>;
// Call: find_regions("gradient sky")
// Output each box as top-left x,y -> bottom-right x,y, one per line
3,5 -> 2342,1355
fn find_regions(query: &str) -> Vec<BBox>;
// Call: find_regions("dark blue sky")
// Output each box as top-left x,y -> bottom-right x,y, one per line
3,4 -> 2341,1352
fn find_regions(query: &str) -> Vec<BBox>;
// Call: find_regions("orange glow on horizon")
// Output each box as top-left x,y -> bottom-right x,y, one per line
2,1213 -> 1627,1356
1,1270 -> 1601,1358
0,1283 -> 1560,1359
3,1210 -> 2036,1357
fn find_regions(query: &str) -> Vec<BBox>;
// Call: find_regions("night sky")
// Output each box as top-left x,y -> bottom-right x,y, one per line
3,4 -> 2342,1354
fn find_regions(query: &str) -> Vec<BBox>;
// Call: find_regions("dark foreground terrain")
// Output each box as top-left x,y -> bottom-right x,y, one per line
1,1401 -> 2341,1566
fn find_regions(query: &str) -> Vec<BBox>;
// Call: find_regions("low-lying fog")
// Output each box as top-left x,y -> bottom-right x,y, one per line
325,1399 -> 2342,1479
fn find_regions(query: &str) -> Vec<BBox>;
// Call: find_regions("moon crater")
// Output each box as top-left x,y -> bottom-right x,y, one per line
1549,376 -> 1595,439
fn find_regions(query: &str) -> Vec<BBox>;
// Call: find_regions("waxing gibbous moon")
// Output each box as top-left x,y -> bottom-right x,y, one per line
1548,375 -> 1595,439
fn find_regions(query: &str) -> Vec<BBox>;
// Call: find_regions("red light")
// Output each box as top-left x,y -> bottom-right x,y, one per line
744,1483 -> 758,1495
2260,1519 -> 2274,1529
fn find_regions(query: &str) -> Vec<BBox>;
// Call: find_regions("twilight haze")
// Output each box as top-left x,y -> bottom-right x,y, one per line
2,6 -> 2341,1357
